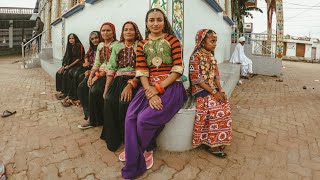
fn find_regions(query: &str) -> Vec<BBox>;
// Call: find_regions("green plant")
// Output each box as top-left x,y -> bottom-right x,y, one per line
231,0 -> 263,33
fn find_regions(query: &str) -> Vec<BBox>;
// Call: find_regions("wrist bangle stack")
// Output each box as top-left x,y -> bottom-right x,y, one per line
155,82 -> 165,94
127,79 -> 137,88
95,71 -> 100,78
211,89 -> 217,95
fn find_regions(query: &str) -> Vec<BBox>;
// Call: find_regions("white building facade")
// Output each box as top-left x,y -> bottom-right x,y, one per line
35,0 -> 234,75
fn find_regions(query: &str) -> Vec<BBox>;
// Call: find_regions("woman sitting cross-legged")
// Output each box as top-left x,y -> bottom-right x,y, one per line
100,21 -> 143,152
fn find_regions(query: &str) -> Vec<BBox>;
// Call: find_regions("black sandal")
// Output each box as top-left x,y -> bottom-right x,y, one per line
61,99 -> 73,107
205,146 -> 227,159
55,93 -> 65,100
1,110 -> 16,118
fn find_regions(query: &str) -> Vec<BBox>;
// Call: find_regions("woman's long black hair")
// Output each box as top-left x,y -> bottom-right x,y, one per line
62,33 -> 82,66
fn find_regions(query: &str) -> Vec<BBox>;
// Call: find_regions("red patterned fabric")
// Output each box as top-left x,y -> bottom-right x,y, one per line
189,50 -> 220,95
192,95 -> 232,147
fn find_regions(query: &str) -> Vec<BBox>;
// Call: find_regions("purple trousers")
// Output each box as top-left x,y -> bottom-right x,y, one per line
121,81 -> 187,179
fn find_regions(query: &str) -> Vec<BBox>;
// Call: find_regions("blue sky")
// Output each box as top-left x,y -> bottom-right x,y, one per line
1,0 -> 319,38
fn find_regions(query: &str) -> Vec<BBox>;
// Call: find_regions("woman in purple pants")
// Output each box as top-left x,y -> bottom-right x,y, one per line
119,8 -> 187,179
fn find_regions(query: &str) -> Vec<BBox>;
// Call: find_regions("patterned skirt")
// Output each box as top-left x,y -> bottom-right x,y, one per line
192,92 -> 232,148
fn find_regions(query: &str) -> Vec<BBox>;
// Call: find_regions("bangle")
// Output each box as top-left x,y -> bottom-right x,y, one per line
95,71 -> 100,78
155,82 -> 165,94
211,89 -> 217,95
127,79 -> 137,89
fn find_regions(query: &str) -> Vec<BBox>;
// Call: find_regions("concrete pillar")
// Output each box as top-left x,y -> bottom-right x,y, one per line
9,20 -> 13,48
276,0 -> 284,58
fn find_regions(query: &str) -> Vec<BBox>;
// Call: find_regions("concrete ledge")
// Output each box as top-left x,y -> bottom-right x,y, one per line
39,54 -> 240,152
223,15 -> 234,26
62,4 -> 85,18
231,44 -> 282,76
85,0 -> 102,4
204,0 -> 223,13
251,56 -> 282,76
39,48 -> 53,60
40,57 -> 61,79
157,62 -> 240,152
22,54 -> 41,69
51,18 -> 62,26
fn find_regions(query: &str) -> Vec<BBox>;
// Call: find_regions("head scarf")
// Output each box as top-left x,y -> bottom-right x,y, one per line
191,29 -> 217,55
145,8 -> 175,38
187,29 -> 217,97
238,36 -> 245,42
89,31 -> 102,51
100,22 -> 117,41
120,21 -> 143,42
98,22 -> 117,63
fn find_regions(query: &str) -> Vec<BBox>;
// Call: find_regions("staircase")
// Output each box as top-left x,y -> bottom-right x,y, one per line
38,48 -> 61,78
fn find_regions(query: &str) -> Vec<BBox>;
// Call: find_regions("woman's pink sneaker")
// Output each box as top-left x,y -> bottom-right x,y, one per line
119,151 -> 126,162
144,151 -> 153,170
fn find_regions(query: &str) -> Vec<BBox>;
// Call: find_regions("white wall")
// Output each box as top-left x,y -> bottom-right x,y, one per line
286,42 -> 296,57
184,0 -> 232,66
52,0 -> 148,59
51,0 -> 232,76
52,22 -> 63,59
316,44 -> 320,60
305,44 -> 312,59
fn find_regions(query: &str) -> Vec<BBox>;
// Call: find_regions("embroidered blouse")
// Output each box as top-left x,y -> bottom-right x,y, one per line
107,42 -> 138,77
93,41 -> 118,72
189,49 -> 220,95
135,34 -> 183,84
84,48 -> 96,66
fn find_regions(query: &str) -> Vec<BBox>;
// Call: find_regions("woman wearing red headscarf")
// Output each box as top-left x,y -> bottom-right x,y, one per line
100,21 -> 143,152
78,22 -> 118,129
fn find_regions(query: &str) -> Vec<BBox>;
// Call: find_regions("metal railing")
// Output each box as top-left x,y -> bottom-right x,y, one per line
232,33 -> 276,58
0,7 -> 34,14
21,27 -> 51,68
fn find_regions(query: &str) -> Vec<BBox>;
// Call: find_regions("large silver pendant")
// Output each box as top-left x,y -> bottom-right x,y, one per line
152,56 -> 162,68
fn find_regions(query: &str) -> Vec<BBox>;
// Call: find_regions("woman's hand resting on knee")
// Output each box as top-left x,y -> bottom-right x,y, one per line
58,66 -> 65,74
144,86 -> 159,99
149,95 -> 163,110
121,84 -> 133,102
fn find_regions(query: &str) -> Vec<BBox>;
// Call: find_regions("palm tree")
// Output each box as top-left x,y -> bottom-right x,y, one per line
231,0 -> 263,33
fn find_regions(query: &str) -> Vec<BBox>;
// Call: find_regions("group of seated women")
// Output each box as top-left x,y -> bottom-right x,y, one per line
54,8 -> 232,179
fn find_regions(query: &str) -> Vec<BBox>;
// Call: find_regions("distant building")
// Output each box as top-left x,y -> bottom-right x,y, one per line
244,30 -> 320,62
283,37 -> 320,62
0,7 -> 35,49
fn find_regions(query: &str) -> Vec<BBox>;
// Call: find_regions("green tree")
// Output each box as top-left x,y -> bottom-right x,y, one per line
231,0 -> 263,33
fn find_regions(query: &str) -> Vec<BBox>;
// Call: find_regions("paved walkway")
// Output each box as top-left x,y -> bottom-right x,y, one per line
0,55 -> 320,180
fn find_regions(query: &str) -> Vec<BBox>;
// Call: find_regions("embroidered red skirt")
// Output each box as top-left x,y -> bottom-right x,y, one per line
192,94 -> 232,148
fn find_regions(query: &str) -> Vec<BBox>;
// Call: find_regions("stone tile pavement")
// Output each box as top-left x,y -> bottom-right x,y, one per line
0,55 -> 320,180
